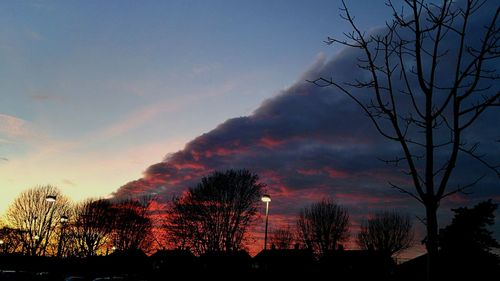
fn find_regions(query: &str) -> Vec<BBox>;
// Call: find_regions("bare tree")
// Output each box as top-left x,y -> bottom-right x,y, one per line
72,199 -> 114,257
5,185 -> 70,256
111,198 -> 153,252
296,199 -> 349,256
310,0 -> 499,278
357,211 -> 414,257
270,226 -> 295,250
166,169 -> 265,254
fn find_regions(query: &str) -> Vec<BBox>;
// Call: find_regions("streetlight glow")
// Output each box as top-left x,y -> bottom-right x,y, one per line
261,194 -> 271,203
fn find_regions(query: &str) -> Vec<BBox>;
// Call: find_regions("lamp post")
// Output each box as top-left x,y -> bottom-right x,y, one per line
261,194 -> 271,250
57,215 -> 68,258
43,194 -> 56,256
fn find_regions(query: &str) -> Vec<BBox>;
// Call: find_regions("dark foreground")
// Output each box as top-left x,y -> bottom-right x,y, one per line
0,249 -> 395,281
1,249 -> 498,281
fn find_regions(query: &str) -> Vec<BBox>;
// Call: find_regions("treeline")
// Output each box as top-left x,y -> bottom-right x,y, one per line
0,185 -> 153,257
3,168 -> 498,268
0,169 -> 417,259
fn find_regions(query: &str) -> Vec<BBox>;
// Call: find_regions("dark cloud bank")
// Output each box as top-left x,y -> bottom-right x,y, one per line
116,0 -> 500,247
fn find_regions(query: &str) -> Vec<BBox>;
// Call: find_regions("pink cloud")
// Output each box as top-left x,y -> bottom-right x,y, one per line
0,114 -> 39,140
324,167 -> 349,179
258,137 -> 286,149
172,162 -> 205,170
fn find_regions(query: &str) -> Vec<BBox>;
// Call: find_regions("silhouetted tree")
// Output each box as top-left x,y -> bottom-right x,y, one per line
439,199 -> 499,278
440,200 -> 499,251
166,169 -> 265,254
357,211 -> 414,256
72,199 -> 114,257
310,1 -> 499,278
297,199 -> 349,256
111,198 -> 153,252
270,226 -> 296,250
5,185 -> 71,256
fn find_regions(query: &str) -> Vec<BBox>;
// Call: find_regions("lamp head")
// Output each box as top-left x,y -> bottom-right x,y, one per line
261,194 -> 271,203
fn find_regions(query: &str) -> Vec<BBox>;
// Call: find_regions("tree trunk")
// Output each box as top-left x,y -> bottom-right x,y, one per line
425,200 -> 439,281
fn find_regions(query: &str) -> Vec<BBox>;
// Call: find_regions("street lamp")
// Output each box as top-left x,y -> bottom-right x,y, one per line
44,195 -> 56,256
261,194 -> 271,250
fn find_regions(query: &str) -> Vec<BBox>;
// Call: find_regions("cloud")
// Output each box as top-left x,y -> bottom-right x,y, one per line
0,114 -> 41,141
115,64 -> 419,209
115,0 -> 500,253
95,79 -> 240,141
99,103 -> 165,139
62,179 -> 77,186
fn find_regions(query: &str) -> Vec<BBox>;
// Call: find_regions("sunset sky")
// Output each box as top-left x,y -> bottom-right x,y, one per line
1,0 -> 498,257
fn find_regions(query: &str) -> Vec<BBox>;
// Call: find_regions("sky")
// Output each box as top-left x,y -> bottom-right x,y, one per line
0,0 -> 397,213
1,0 -> 499,257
